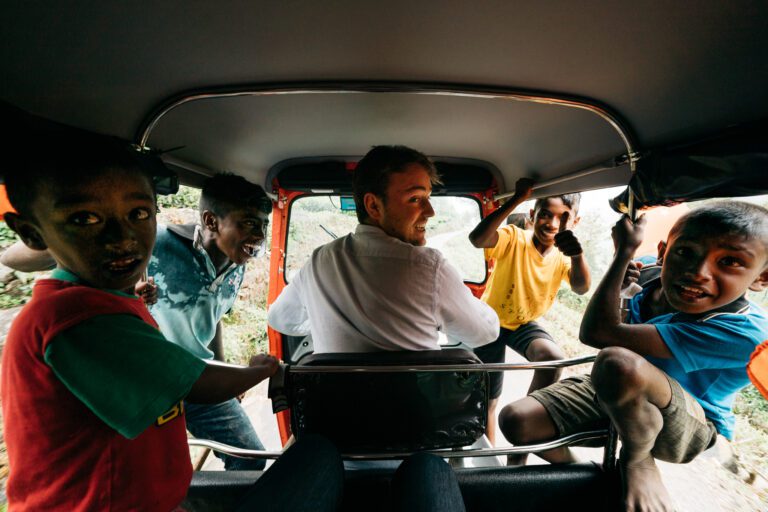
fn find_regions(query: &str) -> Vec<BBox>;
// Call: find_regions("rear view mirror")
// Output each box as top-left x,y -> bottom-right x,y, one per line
340,196 -> 356,211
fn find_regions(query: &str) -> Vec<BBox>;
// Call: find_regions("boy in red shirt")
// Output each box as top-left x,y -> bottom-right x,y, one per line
1,132 -> 341,511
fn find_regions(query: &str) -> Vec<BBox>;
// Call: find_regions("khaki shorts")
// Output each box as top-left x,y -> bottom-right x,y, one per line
530,374 -> 718,463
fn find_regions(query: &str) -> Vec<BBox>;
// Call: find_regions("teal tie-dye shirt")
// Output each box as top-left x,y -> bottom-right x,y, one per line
148,224 -> 245,359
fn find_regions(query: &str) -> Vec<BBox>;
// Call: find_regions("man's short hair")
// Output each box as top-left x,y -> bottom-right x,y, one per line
4,132 -> 155,218
199,173 -> 272,218
534,193 -> 581,214
352,145 -> 441,223
669,201 -> 768,261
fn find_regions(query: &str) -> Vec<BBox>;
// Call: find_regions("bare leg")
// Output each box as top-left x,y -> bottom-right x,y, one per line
486,398 -> 499,445
592,347 -> 675,512
498,396 -> 577,466
524,338 -> 565,394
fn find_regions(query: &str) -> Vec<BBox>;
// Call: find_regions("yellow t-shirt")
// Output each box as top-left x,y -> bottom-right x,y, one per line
480,225 -> 571,330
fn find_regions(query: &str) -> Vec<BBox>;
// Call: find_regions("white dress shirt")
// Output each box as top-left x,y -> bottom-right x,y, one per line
268,224 -> 499,353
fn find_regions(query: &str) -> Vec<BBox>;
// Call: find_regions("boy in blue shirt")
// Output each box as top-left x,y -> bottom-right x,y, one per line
498,202 -> 768,512
148,173 -> 273,470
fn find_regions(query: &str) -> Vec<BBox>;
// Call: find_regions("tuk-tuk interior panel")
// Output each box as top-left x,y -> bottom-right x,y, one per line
142,92 -> 628,194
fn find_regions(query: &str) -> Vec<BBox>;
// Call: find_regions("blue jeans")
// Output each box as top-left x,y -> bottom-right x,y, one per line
233,441 -> 461,511
184,398 -> 266,470
392,453 -> 466,512
235,435 -> 344,512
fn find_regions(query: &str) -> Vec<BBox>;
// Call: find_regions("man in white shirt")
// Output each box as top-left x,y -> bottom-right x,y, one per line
268,145 -> 499,353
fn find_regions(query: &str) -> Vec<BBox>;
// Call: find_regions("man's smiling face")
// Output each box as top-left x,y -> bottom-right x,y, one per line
661,223 -> 768,314
372,163 -> 435,246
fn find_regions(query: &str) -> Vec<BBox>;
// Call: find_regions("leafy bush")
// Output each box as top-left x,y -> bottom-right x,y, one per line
734,385 -> 768,430
0,222 -> 18,250
157,186 -> 201,210
0,272 -> 35,309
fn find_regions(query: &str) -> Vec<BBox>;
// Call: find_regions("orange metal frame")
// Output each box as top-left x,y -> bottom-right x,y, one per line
0,184 -> 15,215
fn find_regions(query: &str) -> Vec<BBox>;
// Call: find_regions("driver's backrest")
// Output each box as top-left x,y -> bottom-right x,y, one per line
288,349 -> 487,453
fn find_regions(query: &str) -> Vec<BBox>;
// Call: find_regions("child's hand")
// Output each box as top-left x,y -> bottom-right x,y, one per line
554,211 -> 583,256
612,215 -> 646,255
514,178 -> 534,201
622,260 -> 644,289
135,277 -> 158,305
248,354 -> 280,380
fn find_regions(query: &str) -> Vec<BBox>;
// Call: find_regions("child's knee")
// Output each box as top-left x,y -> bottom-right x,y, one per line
527,339 -> 564,361
592,347 -> 646,399
498,402 -> 538,444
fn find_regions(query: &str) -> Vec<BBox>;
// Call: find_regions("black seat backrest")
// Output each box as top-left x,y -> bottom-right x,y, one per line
184,463 -> 621,512
289,349 -> 488,453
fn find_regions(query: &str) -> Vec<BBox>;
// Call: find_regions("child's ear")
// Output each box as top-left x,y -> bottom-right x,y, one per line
3,212 -> 47,251
749,267 -> 768,292
202,210 -> 218,233
656,240 -> 668,263
571,215 -> 581,228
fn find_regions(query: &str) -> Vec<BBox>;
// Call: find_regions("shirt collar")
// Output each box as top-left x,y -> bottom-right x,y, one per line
192,224 -> 206,252
50,268 -> 137,298
51,268 -> 80,283
355,224 -> 387,236
167,222 -> 196,242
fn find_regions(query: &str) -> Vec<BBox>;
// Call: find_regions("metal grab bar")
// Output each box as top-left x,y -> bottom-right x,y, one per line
288,354 -> 596,373
188,429 -> 608,461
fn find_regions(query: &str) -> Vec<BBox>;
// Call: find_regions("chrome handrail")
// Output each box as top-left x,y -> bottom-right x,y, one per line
136,82 -> 635,150
188,429 -> 608,461
134,81 -> 639,196
288,354 -> 596,373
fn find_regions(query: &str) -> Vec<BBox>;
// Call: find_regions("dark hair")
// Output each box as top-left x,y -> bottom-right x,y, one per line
506,213 -> 530,229
669,201 -> 768,258
4,132 -> 155,218
199,173 -> 272,218
352,145 -> 441,223
534,193 -> 581,214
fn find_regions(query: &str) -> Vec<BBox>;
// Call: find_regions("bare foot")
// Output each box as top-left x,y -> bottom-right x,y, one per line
621,455 -> 675,512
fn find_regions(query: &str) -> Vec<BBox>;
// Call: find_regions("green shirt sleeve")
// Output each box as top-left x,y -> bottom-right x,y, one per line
44,314 -> 207,439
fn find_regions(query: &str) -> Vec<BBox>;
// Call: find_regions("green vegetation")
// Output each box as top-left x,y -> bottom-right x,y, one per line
221,257 -> 272,363
157,186 -> 201,210
0,223 -> 18,251
0,273 -> 34,309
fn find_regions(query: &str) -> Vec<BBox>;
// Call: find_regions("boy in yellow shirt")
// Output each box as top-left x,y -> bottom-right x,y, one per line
469,179 -> 591,444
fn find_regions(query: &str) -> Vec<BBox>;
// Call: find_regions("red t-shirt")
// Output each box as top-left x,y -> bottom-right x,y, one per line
1,279 -> 194,511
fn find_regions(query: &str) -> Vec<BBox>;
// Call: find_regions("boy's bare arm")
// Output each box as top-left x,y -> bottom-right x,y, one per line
187,354 -> 279,404
579,216 -> 672,358
555,212 -> 591,294
567,254 -> 591,295
468,178 -> 533,248
208,322 -> 226,362
0,241 -> 56,272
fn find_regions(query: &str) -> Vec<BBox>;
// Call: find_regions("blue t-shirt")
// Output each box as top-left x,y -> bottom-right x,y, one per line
148,224 -> 245,360
628,281 -> 767,439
